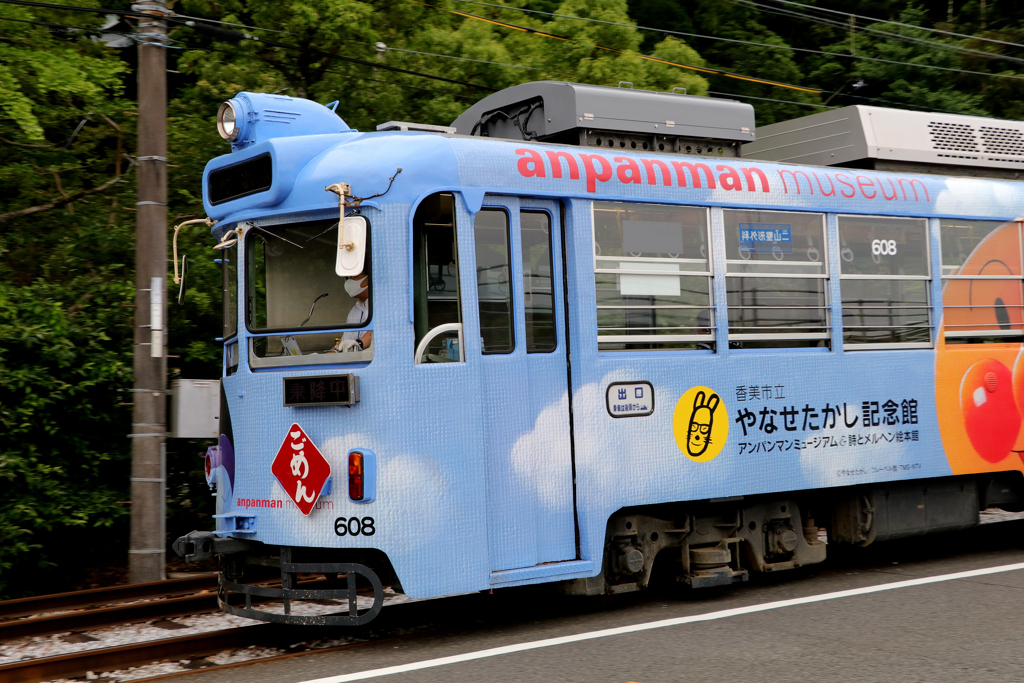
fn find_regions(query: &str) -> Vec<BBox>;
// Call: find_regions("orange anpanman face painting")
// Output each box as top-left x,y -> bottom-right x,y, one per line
936,219 -> 1024,474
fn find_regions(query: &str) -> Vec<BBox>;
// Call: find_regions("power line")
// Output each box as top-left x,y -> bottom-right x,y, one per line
2,16 -> 486,102
761,0 -> 1024,51
421,2 -> 823,93
172,12 -> 288,33
190,42 -> 486,102
179,21 -> 498,91
0,0 -> 136,17
449,0 -> 1024,83
0,13 -> 117,32
0,0 -> 498,92
4,0 -> 998,117
723,0 -> 1024,66
709,90 -> 835,109
382,45 -> 548,71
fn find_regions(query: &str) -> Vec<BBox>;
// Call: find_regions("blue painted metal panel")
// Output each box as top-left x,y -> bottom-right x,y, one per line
199,122 -> 1024,602
478,197 -> 575,572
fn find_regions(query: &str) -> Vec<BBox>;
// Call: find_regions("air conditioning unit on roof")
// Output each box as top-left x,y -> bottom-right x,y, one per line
743,105 -> 1024,180
450,80 -> 755,158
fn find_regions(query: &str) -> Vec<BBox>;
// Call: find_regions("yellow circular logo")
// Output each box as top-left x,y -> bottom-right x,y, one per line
673,386 -> 729,462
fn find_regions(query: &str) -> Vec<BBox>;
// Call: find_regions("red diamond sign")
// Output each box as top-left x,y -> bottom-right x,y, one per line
271,423 -> 331,516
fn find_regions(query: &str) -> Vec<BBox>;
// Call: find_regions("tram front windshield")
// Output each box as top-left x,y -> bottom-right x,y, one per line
246,219 -> 372,358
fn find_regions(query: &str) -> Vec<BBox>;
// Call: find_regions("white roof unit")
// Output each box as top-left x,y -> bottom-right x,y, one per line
743,105 -> 1024,179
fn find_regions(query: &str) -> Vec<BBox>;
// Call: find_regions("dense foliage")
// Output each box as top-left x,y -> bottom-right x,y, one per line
1,0 -> 1023,596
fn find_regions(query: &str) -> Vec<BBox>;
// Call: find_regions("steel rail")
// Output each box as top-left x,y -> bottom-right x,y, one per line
0,574 -> 218,621
0,624 -> 282,683
0,592 -> 220,642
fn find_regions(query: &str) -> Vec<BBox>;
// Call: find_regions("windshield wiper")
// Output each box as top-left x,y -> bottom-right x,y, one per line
299,293 -> 329,327
247,222 -> 305,249
305,221 -> 340,244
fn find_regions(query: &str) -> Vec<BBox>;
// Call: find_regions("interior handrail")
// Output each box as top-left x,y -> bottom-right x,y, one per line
414,322 -> 464,364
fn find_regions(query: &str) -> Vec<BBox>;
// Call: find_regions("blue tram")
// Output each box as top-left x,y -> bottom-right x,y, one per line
174,82 -> 1024,625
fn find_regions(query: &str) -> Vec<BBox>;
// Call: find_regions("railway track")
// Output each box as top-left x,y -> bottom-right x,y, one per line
0,623 -> 276,683
0,575 -> 221,642
0,575 -> 391,683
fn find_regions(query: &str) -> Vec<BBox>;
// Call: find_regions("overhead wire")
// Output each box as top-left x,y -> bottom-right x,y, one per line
175,21 -> 498,91
708,90 -> 835,109
449,0 -> 1024,82
172,12 -> 288,33
0,12 -> 186,46
722,0 -> 1024,66
0,0 -> 135,17
761,0 -> 1024,51
190,41 -> 486,102
0,0 -> 497,92
0,7 -> 488,100
0,13 -> 121,31
420,2 -> 823,93
382,45 -> 548,71
424,2 -> 1022,112
2,0 -> 1001,115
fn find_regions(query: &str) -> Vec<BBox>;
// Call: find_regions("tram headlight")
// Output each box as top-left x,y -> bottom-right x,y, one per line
217,101 -> 239,141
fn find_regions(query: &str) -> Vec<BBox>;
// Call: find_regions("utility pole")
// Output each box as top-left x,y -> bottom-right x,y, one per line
129,0 -> 169,584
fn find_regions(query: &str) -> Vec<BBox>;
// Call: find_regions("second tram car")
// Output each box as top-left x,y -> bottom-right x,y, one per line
174,82 -> 1024,625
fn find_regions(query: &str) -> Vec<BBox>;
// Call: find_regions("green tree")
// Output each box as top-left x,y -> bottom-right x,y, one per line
0,3 -> 137,597
809,7 -> 992,116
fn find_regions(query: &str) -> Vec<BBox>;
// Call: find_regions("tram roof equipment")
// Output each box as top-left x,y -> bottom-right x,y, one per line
450,80 -> 755,158
743,105 -> 1024,180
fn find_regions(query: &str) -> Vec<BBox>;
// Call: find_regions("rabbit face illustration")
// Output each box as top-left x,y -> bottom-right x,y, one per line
687,391 -> 720,457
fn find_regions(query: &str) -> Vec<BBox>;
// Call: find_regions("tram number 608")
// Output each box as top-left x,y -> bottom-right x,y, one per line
871,239 -> 898,256
334,516 -> 376,537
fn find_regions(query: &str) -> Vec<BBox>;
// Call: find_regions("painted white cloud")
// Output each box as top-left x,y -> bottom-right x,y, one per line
508,392 -> 574,511
322,432 -> 448,551
934,177 -> 1022,219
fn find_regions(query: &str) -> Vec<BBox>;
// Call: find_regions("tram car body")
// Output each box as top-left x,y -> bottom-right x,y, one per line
174,83 -> 1024,625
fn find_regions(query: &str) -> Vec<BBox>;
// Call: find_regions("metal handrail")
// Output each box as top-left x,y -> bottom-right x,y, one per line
414,322 -> 464,364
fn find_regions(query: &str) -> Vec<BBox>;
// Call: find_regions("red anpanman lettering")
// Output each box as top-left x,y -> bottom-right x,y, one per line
512,147 -> 931,202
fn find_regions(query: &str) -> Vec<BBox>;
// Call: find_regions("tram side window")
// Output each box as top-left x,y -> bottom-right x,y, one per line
593,201 -> 713,352
223,243 -> 238,375
521,211 -> 556,353
222,243 -> 237,340
939,219 -> 1023,343
723,209 -> 828,349
475,209 -> 514,354
838,215 -> 931,348
413,193 -> 463,362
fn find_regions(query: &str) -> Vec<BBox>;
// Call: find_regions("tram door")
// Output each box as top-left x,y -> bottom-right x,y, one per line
473,197 -> 577,572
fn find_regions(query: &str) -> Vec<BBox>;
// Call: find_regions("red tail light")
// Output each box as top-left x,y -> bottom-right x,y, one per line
348,451 -> 364,501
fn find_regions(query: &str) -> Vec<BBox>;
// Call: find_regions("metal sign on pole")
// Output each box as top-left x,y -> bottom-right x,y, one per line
129,0 -> 169,583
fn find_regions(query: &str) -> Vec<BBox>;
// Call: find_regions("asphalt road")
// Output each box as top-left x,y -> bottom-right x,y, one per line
172,522 -> 1024,683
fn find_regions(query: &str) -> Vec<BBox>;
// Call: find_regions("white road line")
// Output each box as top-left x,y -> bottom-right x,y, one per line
301,561 -> 1024,683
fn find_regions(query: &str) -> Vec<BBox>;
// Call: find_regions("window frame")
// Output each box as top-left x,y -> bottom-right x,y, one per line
243,218 -> 373,336
520,208 -> 558,354
722,208 -> 831,346
836,213 -> 932,351
222,242 -> 238,341
412,192 -> 465,364
939,218 -> 1024,343
475,206 -> 516,355
591,201 -> 715,351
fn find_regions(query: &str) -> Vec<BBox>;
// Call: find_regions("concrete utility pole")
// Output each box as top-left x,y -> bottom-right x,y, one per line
129,0 -> 169,584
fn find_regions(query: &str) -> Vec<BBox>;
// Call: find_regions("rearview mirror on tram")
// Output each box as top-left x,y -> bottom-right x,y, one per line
336,216 -> 367,277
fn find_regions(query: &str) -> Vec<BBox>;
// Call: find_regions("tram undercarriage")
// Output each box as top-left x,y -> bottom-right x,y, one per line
562,472 -> 1024,596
